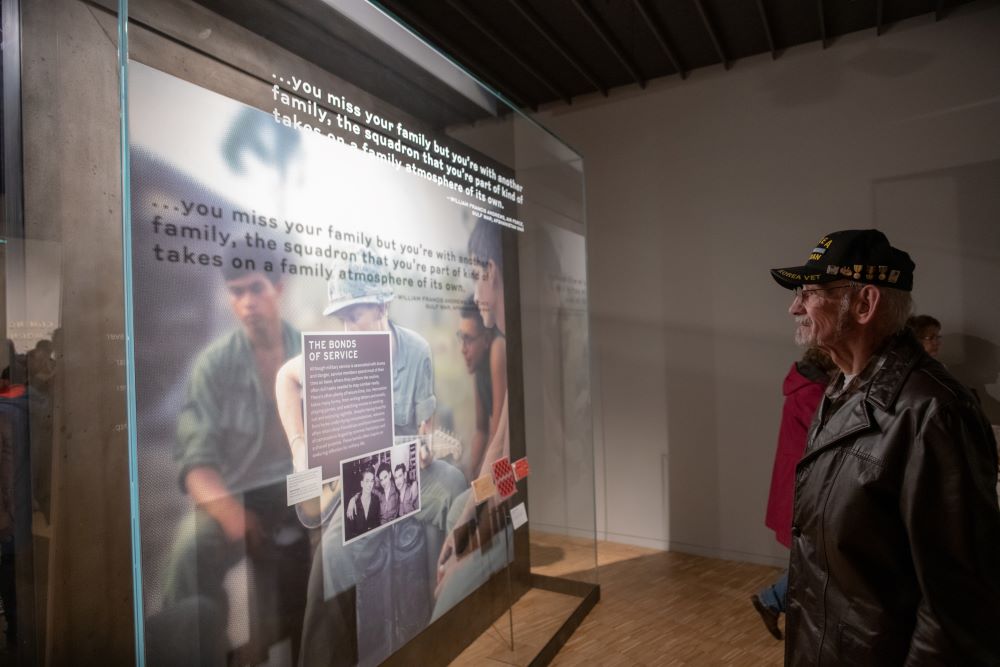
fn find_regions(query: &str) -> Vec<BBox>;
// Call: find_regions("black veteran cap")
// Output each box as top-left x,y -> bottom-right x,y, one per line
770,229 -> 915,291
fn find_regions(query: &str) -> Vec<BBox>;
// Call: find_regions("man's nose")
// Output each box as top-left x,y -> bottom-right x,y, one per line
788,295 -> 804,316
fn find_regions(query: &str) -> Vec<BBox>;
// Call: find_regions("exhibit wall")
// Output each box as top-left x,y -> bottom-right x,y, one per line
19,1 -> 134,662
6,0 -> 598,664
539,2 -> 1000,565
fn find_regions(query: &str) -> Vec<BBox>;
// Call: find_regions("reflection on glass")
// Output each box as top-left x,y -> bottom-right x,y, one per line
1,232 -> 64,664
118,0 -> 602,657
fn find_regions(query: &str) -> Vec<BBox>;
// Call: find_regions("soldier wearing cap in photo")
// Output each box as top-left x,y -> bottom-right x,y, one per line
274,262 -> 467,665
771,229 -> 1000,666
276,263 -> 436,471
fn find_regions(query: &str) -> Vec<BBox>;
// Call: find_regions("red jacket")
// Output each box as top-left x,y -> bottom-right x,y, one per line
765,362 -> 826,548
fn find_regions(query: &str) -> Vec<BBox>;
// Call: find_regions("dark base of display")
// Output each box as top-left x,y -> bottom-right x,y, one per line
528,575 -> 601,667
383,569 -> 599,666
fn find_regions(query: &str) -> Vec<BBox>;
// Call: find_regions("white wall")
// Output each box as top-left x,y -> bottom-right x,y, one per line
537,2 -> 1000,565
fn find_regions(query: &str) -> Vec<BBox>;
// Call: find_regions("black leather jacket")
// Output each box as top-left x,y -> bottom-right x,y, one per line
785,332 -> 1000,666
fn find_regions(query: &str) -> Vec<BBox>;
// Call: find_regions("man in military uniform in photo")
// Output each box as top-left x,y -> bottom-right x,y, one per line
161,266 -> 311,664
770,229 -> 1000,666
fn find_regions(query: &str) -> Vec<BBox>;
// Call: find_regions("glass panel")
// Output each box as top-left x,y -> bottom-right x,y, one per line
4,0 -> 599,661
515,119 -> 597,587
15,0 -> 599,664
4,0 -> 135,664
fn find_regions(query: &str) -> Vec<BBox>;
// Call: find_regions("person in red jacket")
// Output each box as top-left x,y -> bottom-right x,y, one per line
752,347 -> 835,639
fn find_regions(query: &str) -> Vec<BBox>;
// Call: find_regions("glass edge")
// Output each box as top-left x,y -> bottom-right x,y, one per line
118,2 -> 147,665
578,166 -> 599,579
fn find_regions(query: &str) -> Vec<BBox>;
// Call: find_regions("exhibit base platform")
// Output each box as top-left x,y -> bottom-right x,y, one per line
450,576 -> 600,666
381,558 -> 599,667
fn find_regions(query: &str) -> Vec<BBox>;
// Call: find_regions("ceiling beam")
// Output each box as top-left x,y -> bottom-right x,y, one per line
446,0 -> 572,104
935,0 -> 947,21
695,0 -> 730,70
755,0 -> 778,59
632,0 -> 687,79
876,0 -> 885,35
817,0 -> 828,48
571,0 -> 646,88
378,1 -> 536,110
507,0 -> 607,96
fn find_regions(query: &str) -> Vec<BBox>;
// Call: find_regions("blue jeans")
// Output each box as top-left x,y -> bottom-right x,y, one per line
758,570 -> 788,614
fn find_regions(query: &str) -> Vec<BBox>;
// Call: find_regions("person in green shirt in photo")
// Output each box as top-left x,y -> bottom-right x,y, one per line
162,267 -> 310,663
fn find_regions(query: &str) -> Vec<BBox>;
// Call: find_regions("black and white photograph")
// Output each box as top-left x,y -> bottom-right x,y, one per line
340,440 -> 421,545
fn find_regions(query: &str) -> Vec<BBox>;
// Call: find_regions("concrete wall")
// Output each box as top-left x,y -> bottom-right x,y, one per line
537,2 -> 1000,565
21,0 -> 134,661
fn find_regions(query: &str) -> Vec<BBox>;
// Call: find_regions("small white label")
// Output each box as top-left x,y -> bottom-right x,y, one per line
509,502 -> 528,529
286,468 -> 323,506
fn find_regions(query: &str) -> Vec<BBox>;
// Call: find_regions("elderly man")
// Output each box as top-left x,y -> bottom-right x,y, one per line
771,229 -> 1000,666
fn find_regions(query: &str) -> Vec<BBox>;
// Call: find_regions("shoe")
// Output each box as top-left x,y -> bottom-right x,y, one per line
751,594 -> 783,640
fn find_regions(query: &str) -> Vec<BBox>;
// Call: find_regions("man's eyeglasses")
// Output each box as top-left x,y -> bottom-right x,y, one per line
793,285 -> 851,302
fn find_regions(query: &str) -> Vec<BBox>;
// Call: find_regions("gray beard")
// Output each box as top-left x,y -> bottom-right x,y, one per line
794,322 -> 812,347
794,294 -> 852,347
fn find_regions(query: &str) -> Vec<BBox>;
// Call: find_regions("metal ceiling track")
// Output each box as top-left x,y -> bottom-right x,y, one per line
572,0 -> 646,88
756,0 -> 779,59
446,0 -> 572,104
633,0 -> 687,79
373,0 -> 968,109
380,0 -> 537,110
695,0 -> 731,70
818,0 -> 828,48
507,0 -> 608,97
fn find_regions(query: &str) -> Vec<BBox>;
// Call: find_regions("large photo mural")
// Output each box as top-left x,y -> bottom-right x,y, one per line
128,62 -> 521,666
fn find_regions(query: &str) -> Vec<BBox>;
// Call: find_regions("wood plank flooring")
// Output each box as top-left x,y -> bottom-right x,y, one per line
451,534 -> 787,666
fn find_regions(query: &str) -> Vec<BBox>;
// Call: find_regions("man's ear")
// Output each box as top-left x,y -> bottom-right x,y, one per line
854,285 -> 881,325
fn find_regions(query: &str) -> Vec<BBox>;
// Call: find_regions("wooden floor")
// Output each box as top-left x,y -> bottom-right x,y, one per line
452,534 -> 786,666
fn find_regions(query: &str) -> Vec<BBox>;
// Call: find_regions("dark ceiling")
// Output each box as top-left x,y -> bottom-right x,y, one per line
374,0 -> 980,110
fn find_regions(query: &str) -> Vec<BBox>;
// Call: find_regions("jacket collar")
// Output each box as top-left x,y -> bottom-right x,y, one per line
804,398 -> 875,462
863,330 -> 924,413
801,331 -> 924,462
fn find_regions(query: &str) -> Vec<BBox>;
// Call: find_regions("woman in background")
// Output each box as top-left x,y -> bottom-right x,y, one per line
752,347 -> 836,640
907,314 -> 942,357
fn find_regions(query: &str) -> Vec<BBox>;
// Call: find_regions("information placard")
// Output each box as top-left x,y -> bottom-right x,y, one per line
303,331 -> 393,480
